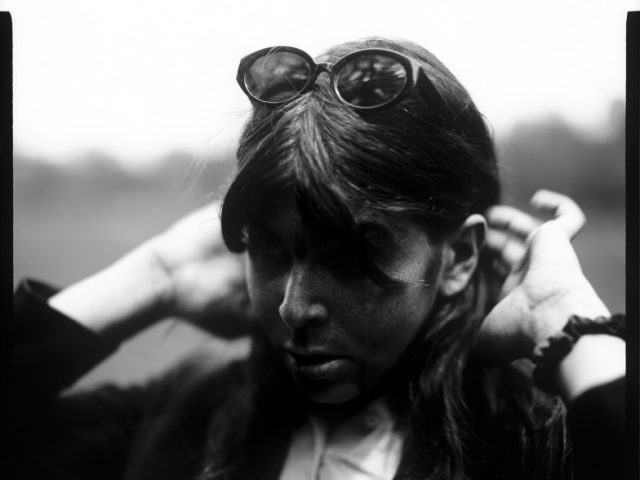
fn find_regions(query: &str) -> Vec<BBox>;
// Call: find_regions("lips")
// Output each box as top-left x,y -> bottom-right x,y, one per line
283,349 -> 351,380
289,352 -> 338,365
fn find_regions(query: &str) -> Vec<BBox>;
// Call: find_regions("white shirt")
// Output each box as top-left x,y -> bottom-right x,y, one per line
279,399 -> 406,480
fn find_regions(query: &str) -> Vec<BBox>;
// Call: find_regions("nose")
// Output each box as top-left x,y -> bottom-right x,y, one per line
278,262 -> 329,330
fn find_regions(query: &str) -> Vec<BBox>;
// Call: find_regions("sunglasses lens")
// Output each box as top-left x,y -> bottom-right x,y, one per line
244,51 -> 312,103
335,54 -> 408,108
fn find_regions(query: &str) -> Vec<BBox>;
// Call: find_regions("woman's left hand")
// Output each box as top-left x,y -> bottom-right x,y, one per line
475,190 -> 610,365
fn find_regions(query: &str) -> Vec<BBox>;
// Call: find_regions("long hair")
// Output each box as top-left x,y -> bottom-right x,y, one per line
206,37 -> 568,479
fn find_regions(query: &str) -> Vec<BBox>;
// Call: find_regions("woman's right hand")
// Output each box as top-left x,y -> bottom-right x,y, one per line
146,202 -> 251,335
49,203 -> 252,342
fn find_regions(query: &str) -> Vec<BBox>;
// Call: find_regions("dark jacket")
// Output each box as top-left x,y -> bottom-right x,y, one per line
10,280 -> 625,480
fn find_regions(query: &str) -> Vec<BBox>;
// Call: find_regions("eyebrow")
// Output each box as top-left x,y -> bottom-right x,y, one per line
249,217 -> 398,256
248,222 -> 289,242
249,221 -> 307,257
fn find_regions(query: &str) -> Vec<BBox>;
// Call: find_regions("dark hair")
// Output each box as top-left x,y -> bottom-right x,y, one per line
221,38 -> 500,253
210,37 -> 567,479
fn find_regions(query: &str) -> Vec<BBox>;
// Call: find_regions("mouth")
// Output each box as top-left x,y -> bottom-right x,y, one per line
283,349 -> 351,380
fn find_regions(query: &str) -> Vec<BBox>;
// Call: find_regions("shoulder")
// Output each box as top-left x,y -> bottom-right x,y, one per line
122,336 -> 256,448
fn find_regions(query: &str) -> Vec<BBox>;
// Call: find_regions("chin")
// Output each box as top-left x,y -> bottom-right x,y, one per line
296,377 -> 361,405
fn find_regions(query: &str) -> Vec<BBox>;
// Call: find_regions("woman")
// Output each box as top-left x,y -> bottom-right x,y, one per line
11,38 -> 625,480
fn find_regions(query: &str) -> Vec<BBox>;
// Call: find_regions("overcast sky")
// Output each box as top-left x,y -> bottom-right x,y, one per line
4,0 -> 638,166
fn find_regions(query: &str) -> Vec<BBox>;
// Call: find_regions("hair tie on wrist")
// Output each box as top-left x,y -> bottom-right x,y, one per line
532,313 -> 625,393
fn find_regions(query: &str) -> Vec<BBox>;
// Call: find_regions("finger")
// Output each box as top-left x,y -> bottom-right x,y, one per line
486,205 -> 541,240
530,189 -> 585,239
485,228 -> 528,269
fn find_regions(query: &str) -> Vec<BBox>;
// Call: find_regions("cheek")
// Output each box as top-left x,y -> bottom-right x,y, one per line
344,252 -> 442,356
377,259 -> 442,349
340,287 -> 435,370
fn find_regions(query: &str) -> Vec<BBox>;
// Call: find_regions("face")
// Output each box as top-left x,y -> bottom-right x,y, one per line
245,201 -> 444,405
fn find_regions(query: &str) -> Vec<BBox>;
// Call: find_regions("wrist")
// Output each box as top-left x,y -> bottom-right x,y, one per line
524,282 -> 610,358
48,242 -> 173,343
138,236 -> 177,317
531,313 -> 625,401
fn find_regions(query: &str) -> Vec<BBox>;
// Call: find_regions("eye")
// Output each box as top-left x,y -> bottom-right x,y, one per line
247,227 -> 289,264
316,240 -> 368,279
317,235 -> 401,285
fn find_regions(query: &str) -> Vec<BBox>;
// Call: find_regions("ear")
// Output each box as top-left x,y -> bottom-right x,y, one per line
438,214 -> 486,297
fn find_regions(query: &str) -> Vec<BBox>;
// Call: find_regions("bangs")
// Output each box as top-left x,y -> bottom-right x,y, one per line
220,96 -> 366,253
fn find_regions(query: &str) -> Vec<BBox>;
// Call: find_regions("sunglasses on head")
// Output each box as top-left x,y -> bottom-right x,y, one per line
236,46 -> 447,112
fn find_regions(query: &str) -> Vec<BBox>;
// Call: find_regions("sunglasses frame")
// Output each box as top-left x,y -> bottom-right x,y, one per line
237,46 -> 446,112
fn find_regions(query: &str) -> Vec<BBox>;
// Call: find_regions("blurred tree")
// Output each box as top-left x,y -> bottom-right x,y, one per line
498,100 -> 624,210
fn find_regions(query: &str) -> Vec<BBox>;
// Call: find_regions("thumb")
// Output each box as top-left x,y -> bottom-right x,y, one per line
530,189 -> 586,240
